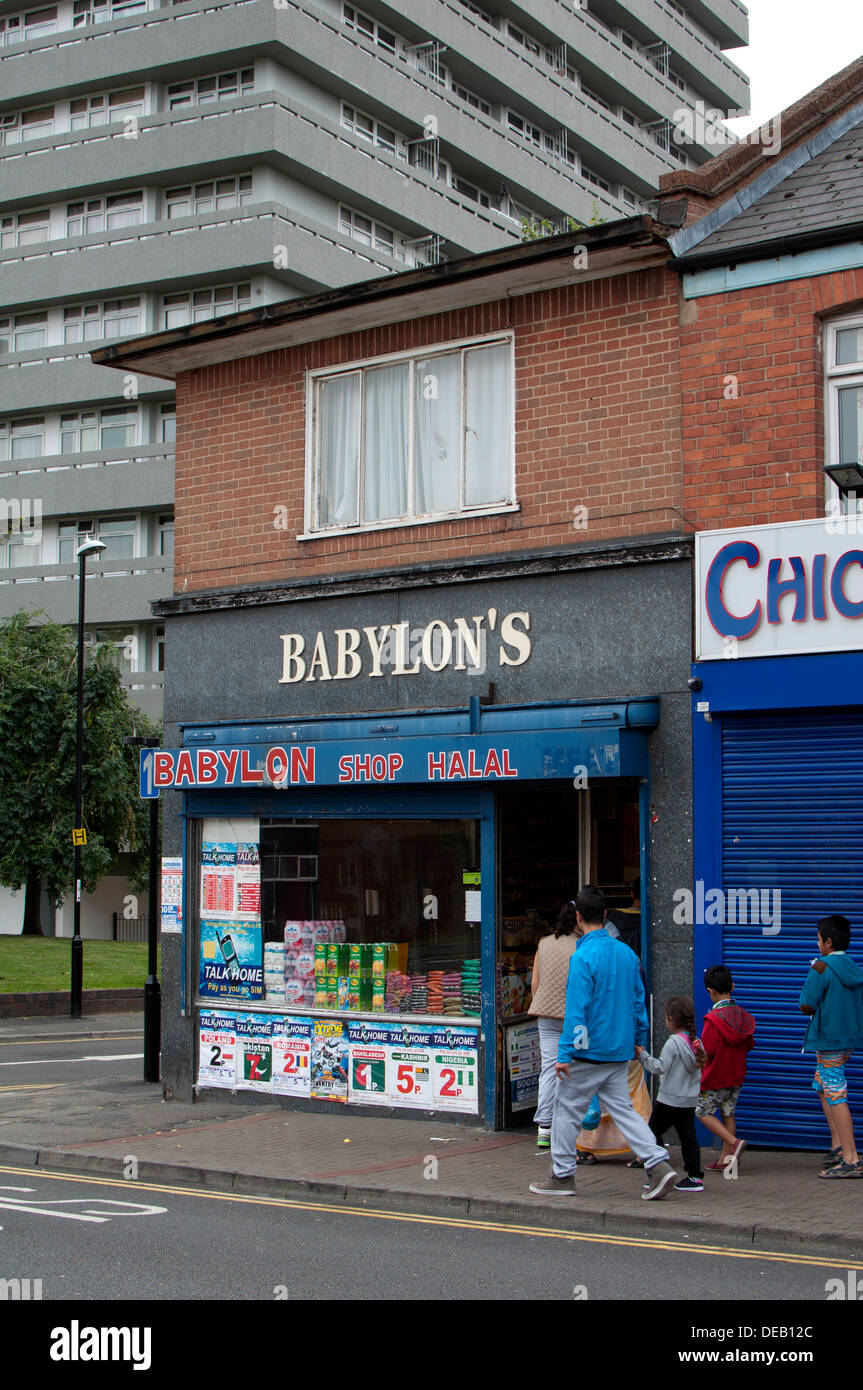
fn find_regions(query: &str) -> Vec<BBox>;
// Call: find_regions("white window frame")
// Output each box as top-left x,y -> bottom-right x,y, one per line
451,81 -> 491,117
157,513 -> 174,556
340,102 -> 403,156
0,105 -> 54,145
0,311 -> 48,352
166,67 -> 254,109
57,514 -> 140,566
1,8 -> 58,43
66,191 -> 143,236
581,164 -> 612,193
158,404 -> 176,444
338,205 -> 403,260
0,209 -> 50,248
302,331 -> 517,538
825,314 -> 863,515
161,283 -> 252,329
72,0 -> 146,27
60,406 -> 138,452
342,3 -> 396,53
83,624 -> 137,673
164,174 -> 253,219
0,416 -> 45,461
69,87 -> 146,130
63,297 -> 141,343
0,527 -> 42,570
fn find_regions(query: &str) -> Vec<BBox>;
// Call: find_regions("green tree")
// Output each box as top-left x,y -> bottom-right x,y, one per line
0,611 -> 159,935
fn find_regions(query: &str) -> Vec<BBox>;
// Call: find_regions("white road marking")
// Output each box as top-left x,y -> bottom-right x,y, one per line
0,1053 -> 143,1067
0,1191 -> 166,1222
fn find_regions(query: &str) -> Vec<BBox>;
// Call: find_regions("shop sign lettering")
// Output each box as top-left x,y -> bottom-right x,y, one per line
696,520 -> 863,660
150,744 -> 519,788
278,610 -> 531,683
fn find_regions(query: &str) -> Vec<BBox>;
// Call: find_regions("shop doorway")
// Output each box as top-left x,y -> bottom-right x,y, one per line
497,779 -> 642,1127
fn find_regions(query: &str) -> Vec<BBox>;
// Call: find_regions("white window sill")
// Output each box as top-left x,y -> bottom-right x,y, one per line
297,501 -> 520,541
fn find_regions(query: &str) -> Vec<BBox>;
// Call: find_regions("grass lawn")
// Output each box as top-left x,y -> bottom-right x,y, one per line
0,937 -> 161,994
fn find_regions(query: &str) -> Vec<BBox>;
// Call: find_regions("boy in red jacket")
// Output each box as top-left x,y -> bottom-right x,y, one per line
697,965 -> 756,1171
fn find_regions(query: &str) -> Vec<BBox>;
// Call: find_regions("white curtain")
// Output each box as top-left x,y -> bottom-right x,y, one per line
415,352 -> 460,514
464,343 -> 511,506
319,373 -> 360,527
364,362 -> 409,522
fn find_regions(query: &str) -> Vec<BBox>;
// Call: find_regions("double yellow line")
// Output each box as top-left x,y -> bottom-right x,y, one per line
0,1163 -> 844,1268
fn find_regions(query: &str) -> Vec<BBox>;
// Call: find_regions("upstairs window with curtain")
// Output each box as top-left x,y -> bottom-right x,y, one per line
307,336 -> 514,533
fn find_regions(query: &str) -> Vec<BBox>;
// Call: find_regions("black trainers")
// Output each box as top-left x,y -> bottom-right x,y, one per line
674,1175 -> 704,1192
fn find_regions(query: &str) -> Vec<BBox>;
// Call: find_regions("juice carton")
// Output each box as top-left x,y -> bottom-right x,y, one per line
337,977 -> 350,1011
372,942 -> 387,980
349,943 -> 362,978
371,981 -> 385,1013
314,944 -> 328,978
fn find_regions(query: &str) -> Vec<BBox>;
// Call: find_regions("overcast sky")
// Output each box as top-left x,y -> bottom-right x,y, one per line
724,0 -> 863,136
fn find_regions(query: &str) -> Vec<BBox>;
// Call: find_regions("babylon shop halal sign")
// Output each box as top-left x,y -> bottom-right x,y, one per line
696,518 -> 863,660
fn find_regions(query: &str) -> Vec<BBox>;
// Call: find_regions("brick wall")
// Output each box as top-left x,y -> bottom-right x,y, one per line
173,268 -> 683,594
680,268 -> 863,531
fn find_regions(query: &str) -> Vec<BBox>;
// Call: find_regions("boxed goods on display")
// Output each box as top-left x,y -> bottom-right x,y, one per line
265,920 -> 482,1020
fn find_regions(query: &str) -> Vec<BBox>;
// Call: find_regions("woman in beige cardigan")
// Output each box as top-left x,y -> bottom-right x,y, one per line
529,901 -> 580,1150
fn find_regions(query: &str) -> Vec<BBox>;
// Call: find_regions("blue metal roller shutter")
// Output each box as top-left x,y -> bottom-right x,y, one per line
721,712 -> 863,1149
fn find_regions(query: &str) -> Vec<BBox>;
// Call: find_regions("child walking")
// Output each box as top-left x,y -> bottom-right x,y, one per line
636,995 -> 706,1191
698,965 -> 755,1171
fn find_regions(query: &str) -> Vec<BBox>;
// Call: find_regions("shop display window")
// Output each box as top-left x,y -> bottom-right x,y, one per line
196,816 -> 481,1020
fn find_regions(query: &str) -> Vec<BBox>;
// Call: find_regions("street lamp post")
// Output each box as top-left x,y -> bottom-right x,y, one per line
124,736 -> 161,1083
71,537 -> 107,1020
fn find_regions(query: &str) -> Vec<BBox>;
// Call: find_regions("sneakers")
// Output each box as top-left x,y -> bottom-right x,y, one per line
529,1165 -> 577,1196
674,1175 -> 704,1192
641,1160 -> 678,1201
536,1126 -> 551,1150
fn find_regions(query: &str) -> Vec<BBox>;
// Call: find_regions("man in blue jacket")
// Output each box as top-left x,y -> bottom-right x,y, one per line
529,885 -> 677,1200
799,914 -> 863,1179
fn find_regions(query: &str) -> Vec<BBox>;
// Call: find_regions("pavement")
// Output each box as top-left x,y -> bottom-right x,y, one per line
2,1010 -> 862,1261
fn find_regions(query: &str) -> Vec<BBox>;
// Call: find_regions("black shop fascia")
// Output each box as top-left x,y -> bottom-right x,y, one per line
150,550 -> 685,1129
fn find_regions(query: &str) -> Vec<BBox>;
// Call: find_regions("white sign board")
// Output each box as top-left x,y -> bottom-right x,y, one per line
695,516 -> 863,660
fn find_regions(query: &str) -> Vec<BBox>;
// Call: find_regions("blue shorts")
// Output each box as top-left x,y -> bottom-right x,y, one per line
813,1052 -> 852,1107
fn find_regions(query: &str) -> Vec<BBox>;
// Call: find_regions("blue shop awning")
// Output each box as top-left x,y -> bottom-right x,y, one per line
142,699 -> 659,794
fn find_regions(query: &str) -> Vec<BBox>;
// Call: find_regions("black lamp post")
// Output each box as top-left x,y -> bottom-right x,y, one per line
123,735 -> 161,1083
71,536 -> 107,1020
824,459 -> 863,498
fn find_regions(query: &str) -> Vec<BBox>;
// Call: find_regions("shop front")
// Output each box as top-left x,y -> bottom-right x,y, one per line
693,518 -> 863,1148
154,552 -> 692,1127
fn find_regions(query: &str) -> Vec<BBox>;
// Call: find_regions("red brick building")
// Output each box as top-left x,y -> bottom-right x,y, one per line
659,58 -> 863,1149
96,220 -> 696,1125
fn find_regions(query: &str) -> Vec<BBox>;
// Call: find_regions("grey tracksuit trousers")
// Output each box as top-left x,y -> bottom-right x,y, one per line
551,1059 -> 669,1178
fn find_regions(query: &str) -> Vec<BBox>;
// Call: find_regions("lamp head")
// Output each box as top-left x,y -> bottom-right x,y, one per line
76,537 -> 108,560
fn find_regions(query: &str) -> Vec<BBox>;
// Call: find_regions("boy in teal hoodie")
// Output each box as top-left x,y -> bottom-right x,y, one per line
799,914 -> 863,1178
